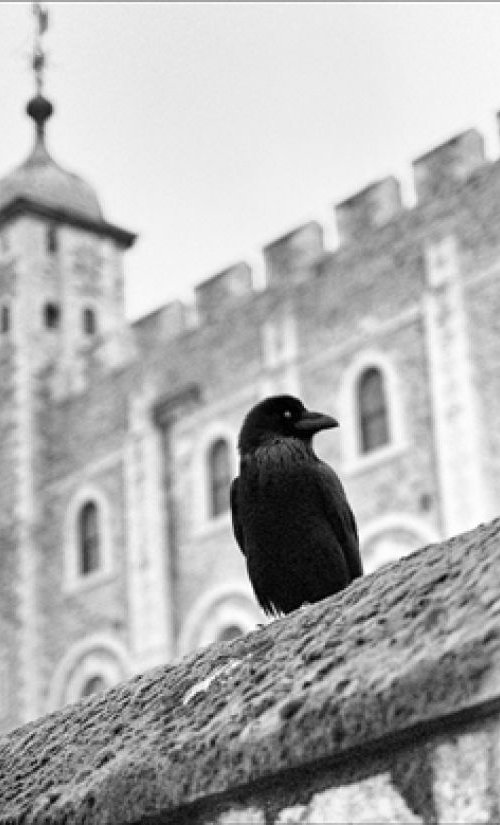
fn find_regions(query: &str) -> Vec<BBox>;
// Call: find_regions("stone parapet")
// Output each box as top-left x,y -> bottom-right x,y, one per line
195,262 -> 253,324
413,129 -> 486,203
335,176 -> 403,245
263,221 -> 324,288
1,518 -> 500,823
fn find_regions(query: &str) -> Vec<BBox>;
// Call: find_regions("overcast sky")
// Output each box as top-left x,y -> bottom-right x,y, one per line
2,3 -> 500,320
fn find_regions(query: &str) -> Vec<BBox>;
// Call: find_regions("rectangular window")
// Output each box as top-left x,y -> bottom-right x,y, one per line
47,224 -> 58,255
44,302 -> 61,329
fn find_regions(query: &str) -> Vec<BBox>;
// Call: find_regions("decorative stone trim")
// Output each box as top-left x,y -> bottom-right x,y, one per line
423,235 -> 492,536
46,634 -> 131,712
13,243 -> 39,724
360,512 -> 441,573
124,389 -> 172,670
177,582 -> 262,656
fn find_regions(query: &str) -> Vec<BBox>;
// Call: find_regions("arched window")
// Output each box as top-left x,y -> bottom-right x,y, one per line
83,307 -> 97,336
44,302 -> 60,329
208,439 -> 231,518
0,305 -> 10,334
80,675 -> 107,699
78,501 -> 101,576
64,488 -> 114,593
358,367 -> 389,454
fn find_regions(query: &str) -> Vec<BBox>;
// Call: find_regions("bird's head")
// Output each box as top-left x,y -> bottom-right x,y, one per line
238,395 -> 339,453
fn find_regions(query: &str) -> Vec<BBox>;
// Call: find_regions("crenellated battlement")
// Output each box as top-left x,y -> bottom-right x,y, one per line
134,117 -> 498,338
412,128 -> 486,203
335,176 -> 403,245
195,261 -> 253,324
262,220 -> 325,288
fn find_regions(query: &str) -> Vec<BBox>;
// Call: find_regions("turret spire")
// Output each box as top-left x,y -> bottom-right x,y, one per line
27,3 -> 53,145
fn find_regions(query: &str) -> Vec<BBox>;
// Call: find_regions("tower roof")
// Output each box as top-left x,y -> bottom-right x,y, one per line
0,93 -> 104,224
0,6 -> 134,246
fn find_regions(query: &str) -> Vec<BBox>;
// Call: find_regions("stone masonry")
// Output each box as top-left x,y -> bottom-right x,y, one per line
0,517 -> 499,823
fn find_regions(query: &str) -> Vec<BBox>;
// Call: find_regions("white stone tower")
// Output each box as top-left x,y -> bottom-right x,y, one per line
0,6 -> 135,727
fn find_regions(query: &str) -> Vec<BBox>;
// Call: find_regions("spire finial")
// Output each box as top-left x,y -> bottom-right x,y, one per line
31,3 -> 49,95
27,3 -> 53,142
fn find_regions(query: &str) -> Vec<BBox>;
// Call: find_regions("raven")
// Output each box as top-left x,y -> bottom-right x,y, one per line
230,395 -> 362,615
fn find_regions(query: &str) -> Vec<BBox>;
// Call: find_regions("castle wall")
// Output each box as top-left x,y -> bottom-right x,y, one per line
31,328 -> 134,710
36,459 -> 129,704
137,211 -> 440,637
140,142 -> 500,647
3,117 -> 500,720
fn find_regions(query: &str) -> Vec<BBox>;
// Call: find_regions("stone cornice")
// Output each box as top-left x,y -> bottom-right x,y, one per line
0,197 -> 136,249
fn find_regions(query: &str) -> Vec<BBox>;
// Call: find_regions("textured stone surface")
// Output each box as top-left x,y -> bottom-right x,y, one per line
195,262 -> 253,325
276,776 -> 424,823
0,518 -> 499,823
412,129 -> 486,203
433,732 -> 492,822
335,176 -> 403,244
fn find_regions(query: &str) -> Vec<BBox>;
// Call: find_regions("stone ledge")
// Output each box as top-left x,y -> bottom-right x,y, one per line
1,518 -> 500,824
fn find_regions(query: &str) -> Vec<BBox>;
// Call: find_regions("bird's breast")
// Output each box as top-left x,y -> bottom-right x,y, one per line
238,445 -> 325,545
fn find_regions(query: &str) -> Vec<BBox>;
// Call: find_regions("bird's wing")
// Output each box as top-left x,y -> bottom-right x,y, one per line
315,462 -> 363,579
230,477 -> 246,556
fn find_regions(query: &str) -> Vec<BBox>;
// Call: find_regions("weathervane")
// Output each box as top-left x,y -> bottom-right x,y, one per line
31,3 -> 49,95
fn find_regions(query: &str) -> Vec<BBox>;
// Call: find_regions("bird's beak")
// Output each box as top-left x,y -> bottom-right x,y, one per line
294,410 -> 339,433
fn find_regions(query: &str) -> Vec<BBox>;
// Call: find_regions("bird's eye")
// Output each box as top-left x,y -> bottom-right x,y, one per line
283,410 -> 292,419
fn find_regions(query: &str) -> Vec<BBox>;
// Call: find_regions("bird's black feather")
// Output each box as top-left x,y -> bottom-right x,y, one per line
230,477 -> 245,556
231,395 -> 362,615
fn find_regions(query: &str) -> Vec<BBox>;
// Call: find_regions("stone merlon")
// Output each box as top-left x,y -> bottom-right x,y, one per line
412,128 -> 486,203
263,221 -> 324,287
132,300 -> 190,351
1,518 -> 500,823
335,176 -> 403,245
195,262 -> 253,324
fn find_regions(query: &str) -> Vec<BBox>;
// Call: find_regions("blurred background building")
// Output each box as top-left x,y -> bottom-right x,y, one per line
0,5 -> 499,733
